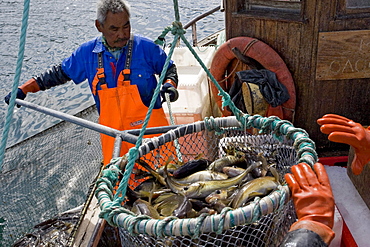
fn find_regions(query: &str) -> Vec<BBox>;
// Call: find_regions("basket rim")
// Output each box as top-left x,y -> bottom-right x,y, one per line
96,115 -> 317,237
97,183 -> 290,237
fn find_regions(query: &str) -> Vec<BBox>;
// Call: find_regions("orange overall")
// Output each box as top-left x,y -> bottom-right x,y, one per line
92,40 -> 170,168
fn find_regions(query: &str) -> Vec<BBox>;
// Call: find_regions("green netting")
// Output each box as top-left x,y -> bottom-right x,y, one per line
95,115 -> 316,246
0,106 -> 103,246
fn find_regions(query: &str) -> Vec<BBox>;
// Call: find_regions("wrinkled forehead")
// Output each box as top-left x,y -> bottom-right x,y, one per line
104,10 -> 130,27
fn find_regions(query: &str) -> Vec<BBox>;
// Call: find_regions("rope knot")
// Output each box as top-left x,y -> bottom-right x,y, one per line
171,21 -> 186,35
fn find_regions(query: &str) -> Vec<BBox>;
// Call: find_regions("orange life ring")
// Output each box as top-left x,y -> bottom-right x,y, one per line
210,36 -> 296,122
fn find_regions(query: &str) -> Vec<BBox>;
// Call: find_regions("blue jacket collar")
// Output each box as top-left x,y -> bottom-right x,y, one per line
92,35 -> 134,54
92,36 -> 105,54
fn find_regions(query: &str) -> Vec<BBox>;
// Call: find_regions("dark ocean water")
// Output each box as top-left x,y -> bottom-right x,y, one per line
0,0 -> 225,147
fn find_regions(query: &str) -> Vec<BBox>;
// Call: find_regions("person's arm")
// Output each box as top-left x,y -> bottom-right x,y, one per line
317,114 -> 370,175
164,63 -> 178,87
281,162 -> 335,247
280,228 -> 328,247
33,64 -> 71,90
4,64 -> 71,106
161,63 -> 179,102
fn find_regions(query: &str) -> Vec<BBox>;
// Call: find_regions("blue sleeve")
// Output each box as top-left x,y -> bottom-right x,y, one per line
139,35 -> 173,76
61,39 -> 98,85
34,64 -> 70,90
152,43 -> 173,76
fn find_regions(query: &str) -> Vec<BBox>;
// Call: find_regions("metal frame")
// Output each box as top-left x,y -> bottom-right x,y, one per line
15,99 -> 181,160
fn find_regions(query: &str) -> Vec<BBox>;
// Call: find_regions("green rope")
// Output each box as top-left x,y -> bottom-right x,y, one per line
156,216 -> 178,238
111,33 -> 180,208
154,26 -> 172,47
95,0 -> 318,237
109,0 -> 192,209
0,0 -> 31,171
193,213 -> 208,238
128,214 -> 152,234
204,116 -> 225,134
217,207 -> 233,234
277,186 -> 289,211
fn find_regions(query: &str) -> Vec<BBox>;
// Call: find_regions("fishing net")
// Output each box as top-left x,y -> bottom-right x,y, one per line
0,105 -> 103,246
96,115 -> 317,247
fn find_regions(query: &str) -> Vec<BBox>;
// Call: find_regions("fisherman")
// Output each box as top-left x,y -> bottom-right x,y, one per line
4,0 -> 179,165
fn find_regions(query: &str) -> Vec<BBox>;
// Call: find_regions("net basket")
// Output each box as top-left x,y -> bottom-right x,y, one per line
96,115 -> 317,247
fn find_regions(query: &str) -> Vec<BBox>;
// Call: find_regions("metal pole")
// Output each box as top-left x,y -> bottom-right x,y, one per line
15,99 -> 120,138
14,99 -> 181,142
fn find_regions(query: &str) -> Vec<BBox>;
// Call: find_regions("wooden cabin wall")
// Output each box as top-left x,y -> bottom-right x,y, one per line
225,0 -> 370,156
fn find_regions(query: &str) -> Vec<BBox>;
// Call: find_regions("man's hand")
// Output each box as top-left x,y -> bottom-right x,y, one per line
161,81 -> 179,103
285,162 -> 335,245
4,78 -> 40,108
4,88 -> 26,108
317,114 -> 370,175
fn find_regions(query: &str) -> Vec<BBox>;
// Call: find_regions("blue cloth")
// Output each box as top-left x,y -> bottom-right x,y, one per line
61,34 -> 173,111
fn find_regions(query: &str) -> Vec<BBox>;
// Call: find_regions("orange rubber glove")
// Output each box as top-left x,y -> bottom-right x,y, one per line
4,78 -> 40,107
285,163 -> 335,245
19,78 -> 41,93
317,114 -> 370,175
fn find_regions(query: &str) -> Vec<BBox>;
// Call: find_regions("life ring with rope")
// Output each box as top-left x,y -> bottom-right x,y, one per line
209,36 -> 296,122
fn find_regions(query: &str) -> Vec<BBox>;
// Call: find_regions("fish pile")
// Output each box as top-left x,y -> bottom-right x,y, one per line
12,205 -> 82,247
123,143 -> 283,220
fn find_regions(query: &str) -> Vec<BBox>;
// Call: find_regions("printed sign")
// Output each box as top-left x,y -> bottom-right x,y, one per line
316,30 -> 370,80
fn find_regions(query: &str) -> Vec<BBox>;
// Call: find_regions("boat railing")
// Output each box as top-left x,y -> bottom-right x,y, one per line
13,99 -> 181,160
182,5 -> 223,46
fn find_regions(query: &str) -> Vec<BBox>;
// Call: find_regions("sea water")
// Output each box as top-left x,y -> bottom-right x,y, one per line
0,0 -> 224,147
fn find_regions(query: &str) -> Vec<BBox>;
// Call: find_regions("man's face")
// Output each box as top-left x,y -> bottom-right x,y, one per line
95,10 -> 131,48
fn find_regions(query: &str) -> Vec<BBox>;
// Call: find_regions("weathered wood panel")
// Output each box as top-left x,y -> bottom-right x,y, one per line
316,30 -> 370,80
225,0 -> 370,155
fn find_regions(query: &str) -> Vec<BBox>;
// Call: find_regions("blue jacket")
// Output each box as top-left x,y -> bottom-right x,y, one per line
61,35 -> 174,111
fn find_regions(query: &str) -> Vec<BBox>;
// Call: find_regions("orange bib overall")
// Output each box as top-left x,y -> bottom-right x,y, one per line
92,39 -> 170,166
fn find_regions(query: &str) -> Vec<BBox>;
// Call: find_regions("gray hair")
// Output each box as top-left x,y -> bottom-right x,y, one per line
96,0 -> 131,24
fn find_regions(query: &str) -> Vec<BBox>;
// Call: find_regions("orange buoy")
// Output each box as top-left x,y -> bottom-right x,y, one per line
210,37 -> 296,122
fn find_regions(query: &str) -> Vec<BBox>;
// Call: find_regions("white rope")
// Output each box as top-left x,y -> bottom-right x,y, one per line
164,92 -> 183,162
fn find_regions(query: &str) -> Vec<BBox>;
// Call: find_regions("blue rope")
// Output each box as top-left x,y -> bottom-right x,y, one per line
0,0 -> 31,172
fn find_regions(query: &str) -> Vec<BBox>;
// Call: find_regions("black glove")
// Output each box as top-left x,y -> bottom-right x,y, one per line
161,82 -> 179,103
4,88 -> 27,108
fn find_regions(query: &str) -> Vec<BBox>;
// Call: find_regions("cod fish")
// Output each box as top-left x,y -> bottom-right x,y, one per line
231,168 -> 280,208
136,159 -> 167,186
207,155 -> 248,172
165,161 -> 259,199
205,186 -> 238,204
132,199 -> 163,219
172,170 -> 228,184
172,158 -> 210,178
153,192 -> 194,218
12,205 -> 82,247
